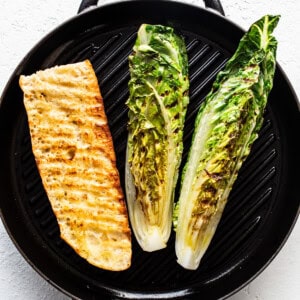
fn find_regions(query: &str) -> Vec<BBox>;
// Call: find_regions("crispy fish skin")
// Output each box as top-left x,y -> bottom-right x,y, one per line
19,60 -> 131,271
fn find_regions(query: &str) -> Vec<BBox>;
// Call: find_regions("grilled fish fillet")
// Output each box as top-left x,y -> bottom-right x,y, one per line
19,60 -> 131,271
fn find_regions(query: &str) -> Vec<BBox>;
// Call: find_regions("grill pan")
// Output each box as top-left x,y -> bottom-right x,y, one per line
0,0 -> 299,299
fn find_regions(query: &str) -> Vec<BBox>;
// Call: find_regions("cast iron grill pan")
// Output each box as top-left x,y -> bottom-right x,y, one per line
0,1 -> 299,299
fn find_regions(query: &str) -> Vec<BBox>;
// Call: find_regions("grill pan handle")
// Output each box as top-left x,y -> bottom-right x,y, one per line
78,0 -> 225,15
78,0 -> 98,13
204,0 -> 225,15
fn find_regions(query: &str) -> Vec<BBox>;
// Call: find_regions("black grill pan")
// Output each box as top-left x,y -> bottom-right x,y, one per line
0,1 -> 299,299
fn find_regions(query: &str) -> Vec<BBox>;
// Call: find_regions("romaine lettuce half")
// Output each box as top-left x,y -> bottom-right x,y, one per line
125,24 -> 189,251
174,15 -> 280,269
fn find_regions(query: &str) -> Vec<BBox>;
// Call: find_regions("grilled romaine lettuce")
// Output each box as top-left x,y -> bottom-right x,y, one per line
125,24 -> 189,251
174,15 -> 280,269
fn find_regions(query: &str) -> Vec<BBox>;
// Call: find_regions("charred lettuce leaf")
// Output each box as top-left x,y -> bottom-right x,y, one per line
125,24 -> 189,251
174,15 -> 280,269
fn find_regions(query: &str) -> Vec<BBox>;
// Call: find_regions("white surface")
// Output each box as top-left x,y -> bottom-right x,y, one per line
0,0 -> 299,299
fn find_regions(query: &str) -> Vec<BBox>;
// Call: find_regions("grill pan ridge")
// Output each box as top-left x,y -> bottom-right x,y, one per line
0,1 -> 299,299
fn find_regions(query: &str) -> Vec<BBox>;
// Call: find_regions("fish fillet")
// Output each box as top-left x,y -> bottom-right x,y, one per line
19,60 -> 131,271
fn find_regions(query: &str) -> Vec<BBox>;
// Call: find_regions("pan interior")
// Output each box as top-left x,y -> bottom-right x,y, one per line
12,25 -> 280,294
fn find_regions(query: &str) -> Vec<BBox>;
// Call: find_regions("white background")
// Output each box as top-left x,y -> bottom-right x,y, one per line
0,0 -> 299,299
